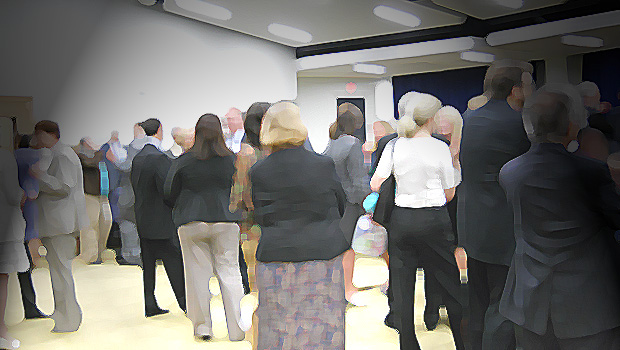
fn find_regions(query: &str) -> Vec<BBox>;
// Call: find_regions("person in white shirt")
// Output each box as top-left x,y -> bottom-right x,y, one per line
370,93 -> 466,350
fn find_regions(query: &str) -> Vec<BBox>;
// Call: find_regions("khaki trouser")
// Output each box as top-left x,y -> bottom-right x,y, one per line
78,194 -> 112,263
178,222 -> 245,341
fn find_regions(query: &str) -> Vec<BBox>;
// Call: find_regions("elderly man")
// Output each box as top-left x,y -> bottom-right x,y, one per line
168,127 -> 194,158
499,84 -> 620,349
31,120 -> 88,333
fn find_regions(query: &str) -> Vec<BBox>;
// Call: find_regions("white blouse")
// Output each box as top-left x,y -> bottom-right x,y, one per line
375,137 -> 457,208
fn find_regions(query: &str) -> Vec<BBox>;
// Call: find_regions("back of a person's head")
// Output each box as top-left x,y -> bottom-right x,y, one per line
522,83 -> 586,143
34,120 -> 60,139
397,93 -> 442,138
397,91 -> 420,118
244,102 -> 270,149
435,106 -> 463,135
577,81 -> 600,98
486,59 -> 533,100
191,114 -> 233,160
139,118 -> 161,137
260,101 -> 308,149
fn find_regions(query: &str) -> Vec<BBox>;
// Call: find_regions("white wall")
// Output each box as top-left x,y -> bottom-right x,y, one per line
296,77 -> 396,153
0,0 -> 297,148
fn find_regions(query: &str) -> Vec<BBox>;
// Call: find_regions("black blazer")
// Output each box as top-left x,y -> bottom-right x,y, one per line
250,146 -> 349,262
458,99 -> 530,266
131,144 -> 176,240
164,152 -> 241,228
499,143 -> 620,338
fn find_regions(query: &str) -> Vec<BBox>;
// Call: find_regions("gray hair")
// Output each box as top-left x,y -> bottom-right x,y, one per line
577,81 -> 600,98
397,91 -> 420,118
522,83 -> 587,143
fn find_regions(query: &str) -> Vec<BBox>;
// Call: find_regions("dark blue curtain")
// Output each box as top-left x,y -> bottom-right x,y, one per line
582,48 -> 620,105
392,66 -> 487,118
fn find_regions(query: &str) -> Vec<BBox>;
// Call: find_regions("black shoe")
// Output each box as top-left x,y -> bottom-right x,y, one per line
116,258 -> 139,266
196,335 -> 212,341
88,259 -> 103,265
25,310 -> 47,319
424,312 -> 440,331
145,308 -> 169,317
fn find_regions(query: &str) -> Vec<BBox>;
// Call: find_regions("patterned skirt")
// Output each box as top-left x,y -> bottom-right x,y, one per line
256,255 -> 346,350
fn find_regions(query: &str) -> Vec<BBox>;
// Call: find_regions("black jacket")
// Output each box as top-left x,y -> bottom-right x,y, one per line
250,146 -> 349,262
458,99 -> 530,265
499,143 -> 620,338
164,152 -> 240,228
131,144 -> 176,240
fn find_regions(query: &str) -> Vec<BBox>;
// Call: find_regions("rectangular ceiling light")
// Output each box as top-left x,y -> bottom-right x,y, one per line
460,51 -> 495,63
175,0 -> 232,20
560,35 -> 604,48
373,5 -> 421,28
268,23 -> 312,44
352,63 -> 387,74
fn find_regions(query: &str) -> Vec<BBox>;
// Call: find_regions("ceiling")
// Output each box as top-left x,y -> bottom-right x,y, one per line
139,0 -> 620,77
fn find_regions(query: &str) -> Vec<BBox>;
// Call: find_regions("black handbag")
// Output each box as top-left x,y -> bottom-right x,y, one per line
372,139 -> 397,227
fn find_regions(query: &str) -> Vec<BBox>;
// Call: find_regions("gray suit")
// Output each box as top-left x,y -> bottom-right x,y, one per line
35,141 -> 88,332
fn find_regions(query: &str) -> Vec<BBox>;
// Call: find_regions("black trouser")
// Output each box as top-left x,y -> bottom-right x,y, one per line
140,238 -> 186,313
238,244 -> 250,294
468,257 -> 515,350
18,241 -> 41,318
388,206 -> 466,350
515,321 -> 620,350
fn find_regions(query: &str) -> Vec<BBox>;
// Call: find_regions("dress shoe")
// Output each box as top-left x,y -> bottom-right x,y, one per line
424,312 -> 440,331
145,308 -> 169,317
195,335 -> 212,341
24,309 -> 47,319
116,258 -> 140,266
384,312 -> 396,329
88,259 -> 103,265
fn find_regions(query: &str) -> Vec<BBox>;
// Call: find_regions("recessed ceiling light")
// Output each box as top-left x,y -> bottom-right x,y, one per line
373,6 -> 421,28
352,63 -> 387,75
460,51 -> 495,63
175,0 -> 232,21
493,0 -> 524,9
267,23 -> 312,44
560,35 -> 604,48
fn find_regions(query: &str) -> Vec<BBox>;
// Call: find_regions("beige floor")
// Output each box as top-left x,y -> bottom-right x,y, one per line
6,251 -> 457,350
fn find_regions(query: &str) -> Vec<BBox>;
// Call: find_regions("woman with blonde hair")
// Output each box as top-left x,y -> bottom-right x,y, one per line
251,101 -> 349,349
371,93 -> 466,350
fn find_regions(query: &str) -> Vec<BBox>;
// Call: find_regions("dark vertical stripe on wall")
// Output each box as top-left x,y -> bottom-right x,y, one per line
392,66 -> 487,118
582,48 -> 620,105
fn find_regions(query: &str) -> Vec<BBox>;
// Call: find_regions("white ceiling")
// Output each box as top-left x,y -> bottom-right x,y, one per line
138,0 -> 620,78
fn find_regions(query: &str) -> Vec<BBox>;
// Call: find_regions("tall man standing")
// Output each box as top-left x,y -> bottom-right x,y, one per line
458,60 -> 533,349
31,120 -> 88,333
131,118 -> 186,317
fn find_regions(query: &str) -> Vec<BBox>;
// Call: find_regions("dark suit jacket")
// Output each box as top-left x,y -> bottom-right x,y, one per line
458,99 -> 530,265
164,152 -> 241,228
131,144 -> 176,240
499,143 -> 620,338
250,146 -> 349,262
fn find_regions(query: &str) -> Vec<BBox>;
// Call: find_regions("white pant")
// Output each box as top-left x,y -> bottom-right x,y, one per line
79,194 -> 112,262
178,222 -> 244,341
40,234 -> 82,332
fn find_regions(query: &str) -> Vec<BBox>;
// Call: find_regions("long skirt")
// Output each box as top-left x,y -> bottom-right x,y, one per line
255,254 -> 346,350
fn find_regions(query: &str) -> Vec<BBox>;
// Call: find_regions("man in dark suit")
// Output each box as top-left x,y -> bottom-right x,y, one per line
458,60 -> 533,349
131,118 -> 186,317
499,84 -> 620,349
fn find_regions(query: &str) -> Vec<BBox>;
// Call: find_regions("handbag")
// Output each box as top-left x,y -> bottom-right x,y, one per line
372,139 -> 397,227
352,214 -> 388,256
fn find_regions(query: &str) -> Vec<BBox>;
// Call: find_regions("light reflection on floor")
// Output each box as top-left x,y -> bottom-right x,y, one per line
6,250 -> 456,349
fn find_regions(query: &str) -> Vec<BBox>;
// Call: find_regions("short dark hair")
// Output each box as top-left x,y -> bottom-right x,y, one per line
488,66 -> 525,100
18,134 -> 32,149
34,120 -> 60,139
139,118 -> 161,136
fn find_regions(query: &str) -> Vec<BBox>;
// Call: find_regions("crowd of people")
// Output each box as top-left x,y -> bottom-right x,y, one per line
1,58 -> 620,350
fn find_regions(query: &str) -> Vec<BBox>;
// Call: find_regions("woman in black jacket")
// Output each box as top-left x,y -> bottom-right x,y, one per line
164,114 -> 244,342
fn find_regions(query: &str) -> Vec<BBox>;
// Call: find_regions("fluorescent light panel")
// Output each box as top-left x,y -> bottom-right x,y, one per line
268,23 -> 312,44
175,0 -> 232,20
460,51 -> 495,63
560,35 -> 604,47
373,5 -> 421,28
352,63 -> 387,75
